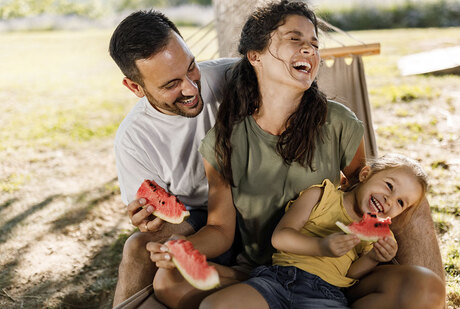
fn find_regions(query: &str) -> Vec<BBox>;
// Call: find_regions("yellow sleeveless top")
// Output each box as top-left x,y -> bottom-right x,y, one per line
272,179 -> 373,287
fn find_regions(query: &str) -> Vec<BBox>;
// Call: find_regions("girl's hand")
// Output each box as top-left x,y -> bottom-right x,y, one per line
368,237 -> 398,263
320,232 -> 360,257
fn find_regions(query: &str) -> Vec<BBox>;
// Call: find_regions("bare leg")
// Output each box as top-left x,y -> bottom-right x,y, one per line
200,283 -> 269,309
154,263 -> 249,309
347,265 -> 445,309
392,197 -> 445,282
112,222 -> 194,307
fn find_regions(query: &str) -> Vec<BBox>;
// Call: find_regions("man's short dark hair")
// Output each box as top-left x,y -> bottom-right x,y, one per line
109,10 -> 182,86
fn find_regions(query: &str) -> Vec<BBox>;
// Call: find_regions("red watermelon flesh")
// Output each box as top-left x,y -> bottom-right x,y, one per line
136,179 -> 190,224
336,213 -> 392,242
166,239 -> 220,290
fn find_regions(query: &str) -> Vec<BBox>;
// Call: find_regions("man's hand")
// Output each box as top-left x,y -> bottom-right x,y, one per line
320,232 -> 360,257
128,198 -> 165,232
368,237 -> 398,263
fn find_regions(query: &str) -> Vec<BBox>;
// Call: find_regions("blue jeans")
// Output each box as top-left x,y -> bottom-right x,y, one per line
245,265 -> 349,309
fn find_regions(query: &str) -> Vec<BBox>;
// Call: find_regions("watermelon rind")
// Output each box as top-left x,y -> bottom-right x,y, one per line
336,221 -> 380,242
153,209 -> 190,224
166,240 -> 220,291
171,258 -> 220,291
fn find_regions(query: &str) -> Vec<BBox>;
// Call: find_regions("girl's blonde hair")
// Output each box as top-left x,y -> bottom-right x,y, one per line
367,153 -> 428,226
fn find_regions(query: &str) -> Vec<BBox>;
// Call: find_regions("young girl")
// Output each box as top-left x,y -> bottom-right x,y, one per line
202,153 -> 428,308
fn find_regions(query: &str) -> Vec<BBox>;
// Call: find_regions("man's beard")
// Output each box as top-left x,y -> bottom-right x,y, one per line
145,82 -> 204,118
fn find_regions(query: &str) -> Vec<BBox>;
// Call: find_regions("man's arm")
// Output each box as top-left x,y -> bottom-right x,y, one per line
393,197 -> 445,282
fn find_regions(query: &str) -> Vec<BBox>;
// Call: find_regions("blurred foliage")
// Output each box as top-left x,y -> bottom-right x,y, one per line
0,0 -> 212,19
114,0 -> 211,11
0,0 -> 102,19
318,0 -> 460,30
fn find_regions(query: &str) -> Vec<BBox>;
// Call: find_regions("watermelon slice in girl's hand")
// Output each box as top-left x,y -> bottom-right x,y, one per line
166,239 -> 220,291
136,179 -> 190,224
336,213 -> 392,242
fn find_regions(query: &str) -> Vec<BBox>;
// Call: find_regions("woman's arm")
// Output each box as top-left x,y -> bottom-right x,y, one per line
341,138 -> 366,190
272,187 -> 359,257
186,159 -> 237,258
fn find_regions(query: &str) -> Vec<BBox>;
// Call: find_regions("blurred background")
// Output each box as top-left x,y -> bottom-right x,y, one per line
0,0 -> 459,308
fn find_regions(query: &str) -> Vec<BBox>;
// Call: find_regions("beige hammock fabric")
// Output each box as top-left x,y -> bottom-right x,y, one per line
317,55 -> 378,158
113,284 -> 164,309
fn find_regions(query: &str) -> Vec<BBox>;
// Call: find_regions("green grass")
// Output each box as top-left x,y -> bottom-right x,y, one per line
0,30 -> 134,151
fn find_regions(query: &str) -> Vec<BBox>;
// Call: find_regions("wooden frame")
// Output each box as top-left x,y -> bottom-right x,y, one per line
320,43 -> 381,60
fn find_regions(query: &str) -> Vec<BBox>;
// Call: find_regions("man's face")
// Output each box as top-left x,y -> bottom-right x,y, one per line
130,32 -> 203,118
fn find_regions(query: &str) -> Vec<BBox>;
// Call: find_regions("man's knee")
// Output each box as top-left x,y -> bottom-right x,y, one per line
397,266 -> 445,309
121,232 -> 154,262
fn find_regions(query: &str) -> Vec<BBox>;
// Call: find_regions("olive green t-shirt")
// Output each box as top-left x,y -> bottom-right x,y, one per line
199,100 -> 364,266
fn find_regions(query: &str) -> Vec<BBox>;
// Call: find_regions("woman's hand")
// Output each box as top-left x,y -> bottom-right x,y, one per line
320,232 -> 360,257
146,234 -> 186,269
368,237 -> 398,263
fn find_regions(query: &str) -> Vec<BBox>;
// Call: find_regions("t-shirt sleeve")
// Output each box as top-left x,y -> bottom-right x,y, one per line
115,136 -> 160,206
198,126 -> 220,172
199,58 -> 237,104
330,102 -> 364,169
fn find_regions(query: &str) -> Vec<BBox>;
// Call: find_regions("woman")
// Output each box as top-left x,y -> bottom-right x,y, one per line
150,2 -> 444,308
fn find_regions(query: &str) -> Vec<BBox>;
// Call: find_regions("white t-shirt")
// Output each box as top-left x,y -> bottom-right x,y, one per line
115,58 -> 235,207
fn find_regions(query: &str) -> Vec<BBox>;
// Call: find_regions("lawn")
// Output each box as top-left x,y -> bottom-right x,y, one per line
0,26 -> 459,308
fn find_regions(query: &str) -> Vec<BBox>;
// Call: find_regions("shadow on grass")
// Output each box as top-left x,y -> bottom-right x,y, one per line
50,177 -> 119,232
0,198 -> 18,211
16,225 -> 133,309
59,229 -> 132,309
0,178 -> 128,308
0,258 -> 20,292
0,195 -> 60,244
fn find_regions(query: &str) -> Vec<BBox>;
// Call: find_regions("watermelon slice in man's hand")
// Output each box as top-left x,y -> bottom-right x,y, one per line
136,179 -> 190,224
336,213 -> 392,242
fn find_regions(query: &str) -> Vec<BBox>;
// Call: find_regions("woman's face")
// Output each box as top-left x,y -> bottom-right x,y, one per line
256,14 -> 320,91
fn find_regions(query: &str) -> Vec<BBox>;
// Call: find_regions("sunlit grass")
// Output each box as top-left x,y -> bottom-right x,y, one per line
0,30 -> 135,151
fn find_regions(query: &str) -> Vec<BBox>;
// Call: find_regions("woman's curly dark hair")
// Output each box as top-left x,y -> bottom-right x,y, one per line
215,0 -> 328,185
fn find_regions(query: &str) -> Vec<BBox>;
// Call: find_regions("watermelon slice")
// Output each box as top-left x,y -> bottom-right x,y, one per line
336,213 -> 392,242
166,239 -> 220,291
136,179 -> 190,224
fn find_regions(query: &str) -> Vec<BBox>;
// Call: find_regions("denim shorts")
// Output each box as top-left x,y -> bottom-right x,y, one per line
186,208 -> 242,267
244,265 -> 349,309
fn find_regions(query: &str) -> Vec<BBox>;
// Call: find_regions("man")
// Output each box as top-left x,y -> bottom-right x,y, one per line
109,10 -> 235,307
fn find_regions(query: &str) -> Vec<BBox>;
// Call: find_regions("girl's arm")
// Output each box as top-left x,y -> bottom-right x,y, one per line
347,237 -> 398,279
186,159 -> 236,258
272,187 -> 359,257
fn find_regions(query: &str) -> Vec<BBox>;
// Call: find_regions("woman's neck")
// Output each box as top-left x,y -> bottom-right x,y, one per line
253,80 -> 304,136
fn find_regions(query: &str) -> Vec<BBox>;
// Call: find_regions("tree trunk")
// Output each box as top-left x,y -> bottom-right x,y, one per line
212,0 -> 271,57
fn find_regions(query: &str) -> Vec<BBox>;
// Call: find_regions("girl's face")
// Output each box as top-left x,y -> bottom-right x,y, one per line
355,166 -> 423,219
253,14 -> 320,90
